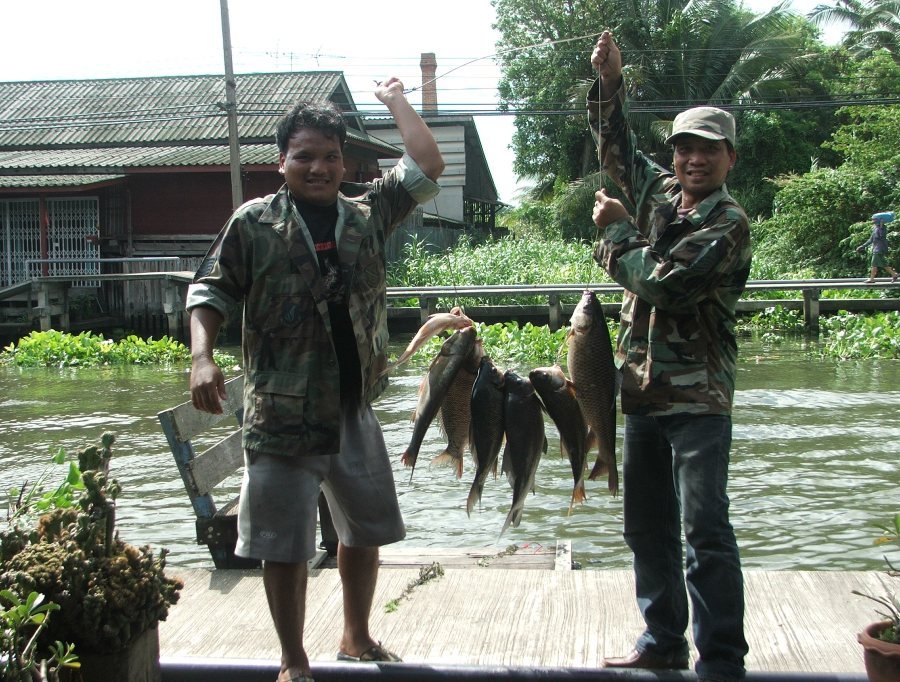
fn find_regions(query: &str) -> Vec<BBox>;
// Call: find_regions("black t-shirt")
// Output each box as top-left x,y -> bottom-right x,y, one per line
294,198 -> 362,407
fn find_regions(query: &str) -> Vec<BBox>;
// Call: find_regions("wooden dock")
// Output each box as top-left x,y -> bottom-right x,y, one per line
158,544 -> 882,678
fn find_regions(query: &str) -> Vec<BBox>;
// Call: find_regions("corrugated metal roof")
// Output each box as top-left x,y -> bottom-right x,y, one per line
0,72 -> 369,148
0,144 -> 278,170
0,174 -> 125,188
0,130 -> 397,173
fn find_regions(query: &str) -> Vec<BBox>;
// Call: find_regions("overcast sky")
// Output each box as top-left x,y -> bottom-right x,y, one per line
2,0 -> 844,205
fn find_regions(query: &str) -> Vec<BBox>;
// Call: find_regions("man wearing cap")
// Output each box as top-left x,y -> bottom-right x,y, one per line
587,31 -> 751,682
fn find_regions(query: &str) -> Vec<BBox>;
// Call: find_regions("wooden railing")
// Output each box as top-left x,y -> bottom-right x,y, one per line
386,278 -> 900,332
3,275 -> 897,339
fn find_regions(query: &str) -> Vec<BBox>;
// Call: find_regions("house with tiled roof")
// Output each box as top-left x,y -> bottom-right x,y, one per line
0,62 -> 502,295
0,71 -> 403,289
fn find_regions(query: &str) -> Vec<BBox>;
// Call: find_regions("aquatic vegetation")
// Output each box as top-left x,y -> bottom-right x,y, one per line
0,330 -> 236,368
819,311 -> 900,360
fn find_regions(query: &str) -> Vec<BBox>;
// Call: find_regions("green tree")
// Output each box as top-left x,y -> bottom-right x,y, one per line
753,51 -> 899,279
492,0 -> 815,189
809,0 -> 900,61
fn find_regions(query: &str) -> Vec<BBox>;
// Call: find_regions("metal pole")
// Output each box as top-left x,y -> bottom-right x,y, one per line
219,0 -> 243,209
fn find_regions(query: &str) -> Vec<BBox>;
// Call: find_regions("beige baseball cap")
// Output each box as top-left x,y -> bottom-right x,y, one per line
665,106 -> 736,147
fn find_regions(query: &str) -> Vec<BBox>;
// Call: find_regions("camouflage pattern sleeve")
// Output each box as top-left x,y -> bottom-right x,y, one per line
587,79 -> 675,233
370,153 -> 440,238
185,197 -> 269,322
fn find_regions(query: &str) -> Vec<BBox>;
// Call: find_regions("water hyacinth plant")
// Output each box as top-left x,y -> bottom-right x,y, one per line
0,330 -> 237,368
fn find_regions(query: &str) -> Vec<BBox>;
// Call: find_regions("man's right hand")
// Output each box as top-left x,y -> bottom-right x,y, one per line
592,30 -> 622,93
190,355 -> 227,414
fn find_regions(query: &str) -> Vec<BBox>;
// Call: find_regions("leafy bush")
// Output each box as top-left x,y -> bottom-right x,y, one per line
0,330 -> 236,368
0,434 -> 183,656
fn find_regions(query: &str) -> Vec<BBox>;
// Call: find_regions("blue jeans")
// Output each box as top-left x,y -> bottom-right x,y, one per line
623,413 -> 748,681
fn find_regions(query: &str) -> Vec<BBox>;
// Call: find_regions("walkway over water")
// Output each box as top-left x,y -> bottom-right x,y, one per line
158,545 -> 880,680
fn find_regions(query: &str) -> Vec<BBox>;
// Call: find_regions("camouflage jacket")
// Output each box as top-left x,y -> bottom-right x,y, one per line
186,154 -> 440,457
587,79 -> 751,416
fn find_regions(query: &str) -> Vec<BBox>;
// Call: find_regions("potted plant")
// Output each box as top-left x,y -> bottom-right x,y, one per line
854,514 -> 900,682
0,433 -> 182,682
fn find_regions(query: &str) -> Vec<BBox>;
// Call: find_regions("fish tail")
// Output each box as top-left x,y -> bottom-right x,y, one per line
465,481 -> 483,518
401,450 -> 418,483
500,505 -> 522,536
607,459 -> 620,496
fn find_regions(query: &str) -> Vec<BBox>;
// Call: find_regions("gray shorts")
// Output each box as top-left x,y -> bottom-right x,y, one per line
235,404 -> 406,563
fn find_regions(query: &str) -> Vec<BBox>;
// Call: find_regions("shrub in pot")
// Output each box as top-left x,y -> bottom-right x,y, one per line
854,514 -> 900,682
0,433 -> 182,679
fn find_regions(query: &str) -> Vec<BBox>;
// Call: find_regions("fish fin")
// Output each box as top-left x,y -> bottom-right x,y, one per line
401,450 -> 417,483
431,451 -> 462,476
588,453 -> 609,480
568,480 -> 587,516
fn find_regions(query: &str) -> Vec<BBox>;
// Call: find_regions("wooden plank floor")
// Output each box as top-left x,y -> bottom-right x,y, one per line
159,549 -> 883,675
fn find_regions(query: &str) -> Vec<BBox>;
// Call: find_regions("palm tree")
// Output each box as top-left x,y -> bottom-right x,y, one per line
809,0 -> 900,61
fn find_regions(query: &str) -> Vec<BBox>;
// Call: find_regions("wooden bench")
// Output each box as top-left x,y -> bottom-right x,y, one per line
157,375 -> 257,569
158,374 -> 338,570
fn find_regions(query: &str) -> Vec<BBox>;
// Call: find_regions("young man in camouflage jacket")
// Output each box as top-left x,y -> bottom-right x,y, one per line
589,31 -> 751,682
187,78 -> 444,682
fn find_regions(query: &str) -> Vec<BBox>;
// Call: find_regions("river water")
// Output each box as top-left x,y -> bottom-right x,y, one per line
1,335 -> 897,571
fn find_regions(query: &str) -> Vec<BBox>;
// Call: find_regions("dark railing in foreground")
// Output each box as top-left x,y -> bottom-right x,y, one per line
160,658 -> 866,682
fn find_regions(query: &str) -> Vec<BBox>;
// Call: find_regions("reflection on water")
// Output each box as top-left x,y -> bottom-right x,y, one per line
1,337 -> 897,571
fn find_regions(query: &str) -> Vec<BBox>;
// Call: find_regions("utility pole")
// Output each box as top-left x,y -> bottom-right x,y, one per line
220,0 -> 243,208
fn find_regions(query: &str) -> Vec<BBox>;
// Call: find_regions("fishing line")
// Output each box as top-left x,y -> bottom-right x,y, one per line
402,31 -> 604,95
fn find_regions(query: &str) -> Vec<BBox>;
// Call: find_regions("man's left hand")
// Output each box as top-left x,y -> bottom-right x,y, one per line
593,188 -> 628,229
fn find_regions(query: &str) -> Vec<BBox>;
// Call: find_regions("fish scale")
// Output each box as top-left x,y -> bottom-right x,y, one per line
401,326 -> 477,479
500,370 -> 547,535
566,289 -> 619,495
466,356 -> 506,516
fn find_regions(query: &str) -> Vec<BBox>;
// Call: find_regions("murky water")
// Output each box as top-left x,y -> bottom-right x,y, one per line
1,336 -> 897,571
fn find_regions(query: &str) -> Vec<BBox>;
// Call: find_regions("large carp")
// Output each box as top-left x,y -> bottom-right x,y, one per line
566,290 -> 619,495
500,370 -> 547,535
466,356 -> 506,516
401,326 -> 478,478
529,364 -> 589,513
433,337 -> 484,478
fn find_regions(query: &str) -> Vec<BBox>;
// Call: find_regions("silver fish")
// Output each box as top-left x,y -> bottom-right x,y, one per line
380,307 -> 473,377
401,326 -> 478,478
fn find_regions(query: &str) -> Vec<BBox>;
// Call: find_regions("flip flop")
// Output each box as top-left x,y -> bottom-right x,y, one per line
336,642 -> 402,662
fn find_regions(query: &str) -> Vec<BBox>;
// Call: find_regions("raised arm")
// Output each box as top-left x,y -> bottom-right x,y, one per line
375,77 -> 445,181
591,31 -> 622,97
